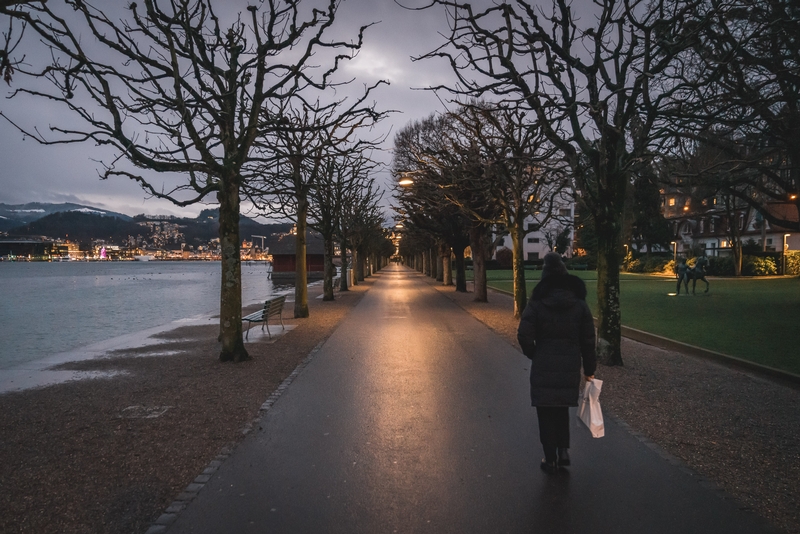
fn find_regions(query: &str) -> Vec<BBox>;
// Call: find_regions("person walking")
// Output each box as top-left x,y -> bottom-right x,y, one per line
517,252 -> 597,474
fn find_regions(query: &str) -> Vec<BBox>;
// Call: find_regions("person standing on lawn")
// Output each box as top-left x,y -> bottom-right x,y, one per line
517,252 -> 597,474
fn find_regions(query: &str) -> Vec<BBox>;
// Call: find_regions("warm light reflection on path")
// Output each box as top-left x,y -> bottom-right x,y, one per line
167,264 -> 780,534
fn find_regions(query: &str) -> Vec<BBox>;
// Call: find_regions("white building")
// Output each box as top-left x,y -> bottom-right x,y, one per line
496,205 -> 576,261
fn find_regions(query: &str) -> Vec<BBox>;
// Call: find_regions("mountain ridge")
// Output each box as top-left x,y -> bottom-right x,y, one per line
1,203 -> 292,250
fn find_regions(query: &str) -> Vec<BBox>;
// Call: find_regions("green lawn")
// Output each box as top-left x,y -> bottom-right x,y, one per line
478,270 -> 800,374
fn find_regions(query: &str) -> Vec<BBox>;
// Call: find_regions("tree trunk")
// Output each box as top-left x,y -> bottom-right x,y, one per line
436,242 -> 445,282
453,245 -> 467,292
470,225 -> 488,302
323,235 -> 335,301
595,230 -> 623,366
351,249 -> 359,285
442,243 -> 453,286
356,248 -> 365,282
294,196 -> 309,318
218,177 -> 249,363
510,224 -> 527,318
339,239 -> 349,292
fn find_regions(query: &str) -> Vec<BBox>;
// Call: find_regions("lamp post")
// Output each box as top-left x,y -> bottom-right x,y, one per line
783,233 -> 791,275
671,241 -> 677,264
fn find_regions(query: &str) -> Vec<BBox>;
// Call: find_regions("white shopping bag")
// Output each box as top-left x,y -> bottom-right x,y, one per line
577,378 -> 605,438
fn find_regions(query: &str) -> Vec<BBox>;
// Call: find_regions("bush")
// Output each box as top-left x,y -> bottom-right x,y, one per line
565,255 -> 596,270
623,255 -> 670,273
742,255 -> 777,276
786,251 -> 800,276
495,246 -> 513,268
707,256 -> 734,276
626,258 -> 645,273
644,257 -> 671,273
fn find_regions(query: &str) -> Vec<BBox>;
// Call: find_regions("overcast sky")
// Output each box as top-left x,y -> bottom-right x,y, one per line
0,0 -> 468,219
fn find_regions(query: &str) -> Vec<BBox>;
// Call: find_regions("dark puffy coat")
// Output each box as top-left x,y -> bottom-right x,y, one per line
517,273 -> 597,407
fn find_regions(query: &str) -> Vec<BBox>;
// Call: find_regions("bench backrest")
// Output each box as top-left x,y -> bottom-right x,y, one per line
264,295 -> 286,316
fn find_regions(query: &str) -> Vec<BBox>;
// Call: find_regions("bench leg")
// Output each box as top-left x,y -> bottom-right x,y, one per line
266,320 -> 272,339
245,322 -> 250,341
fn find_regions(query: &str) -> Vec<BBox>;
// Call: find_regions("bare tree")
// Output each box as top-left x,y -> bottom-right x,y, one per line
254,95 -> 385,317
393,113 -> 472,291
309,150 -> 380,300
416,0 -> 701,365
0,0 -> 375,362
665,0 -> 800,230
446,102 -> 571,317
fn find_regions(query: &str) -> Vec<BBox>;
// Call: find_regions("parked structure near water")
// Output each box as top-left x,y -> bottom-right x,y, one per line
269,231 -> 326,281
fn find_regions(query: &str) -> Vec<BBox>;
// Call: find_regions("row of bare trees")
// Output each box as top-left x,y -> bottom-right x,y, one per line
0,0 -> 391,363
399,0 -> 798,366
393,102 -> 571,318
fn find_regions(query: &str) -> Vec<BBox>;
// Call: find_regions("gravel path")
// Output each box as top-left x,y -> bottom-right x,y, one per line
0,281 -> 372,534
429,278 -> 800,534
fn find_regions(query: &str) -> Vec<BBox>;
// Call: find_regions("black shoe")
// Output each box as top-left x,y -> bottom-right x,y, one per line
557,448 -> 570,467
540,459 -> 558,474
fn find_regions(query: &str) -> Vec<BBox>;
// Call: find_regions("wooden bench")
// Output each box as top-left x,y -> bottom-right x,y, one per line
243,295 -> 286,340
569,264 -> 589,271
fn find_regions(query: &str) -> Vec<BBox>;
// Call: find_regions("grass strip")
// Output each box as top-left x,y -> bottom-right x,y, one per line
481,271 -> 800,374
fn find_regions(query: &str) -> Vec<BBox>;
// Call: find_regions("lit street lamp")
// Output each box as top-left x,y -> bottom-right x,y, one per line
671,241 -> 677,264
783,233 -> 791,275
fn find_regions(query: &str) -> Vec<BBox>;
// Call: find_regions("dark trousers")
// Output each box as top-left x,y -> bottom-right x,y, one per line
536,406 -> 570,462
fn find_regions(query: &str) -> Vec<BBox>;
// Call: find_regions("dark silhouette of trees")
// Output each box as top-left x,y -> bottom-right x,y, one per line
415,0 -> 702,365
393,113 -> 473,292
628,165 -> 672,259
0,0 -> 375,362
446,102 -> 570,316
309,151 -> 383,300
665,0 -> 800,231
253,96 -> 386,317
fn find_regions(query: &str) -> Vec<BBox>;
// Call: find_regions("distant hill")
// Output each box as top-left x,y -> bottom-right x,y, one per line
7,205 -> 293,249
11,211 -> 146,243
0,202 -> 132,232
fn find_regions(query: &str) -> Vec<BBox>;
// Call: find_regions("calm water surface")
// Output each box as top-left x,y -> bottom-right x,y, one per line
0,261 -> 285,369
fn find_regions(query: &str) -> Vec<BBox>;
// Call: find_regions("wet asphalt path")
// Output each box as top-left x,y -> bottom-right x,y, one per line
167,265 -> 778,534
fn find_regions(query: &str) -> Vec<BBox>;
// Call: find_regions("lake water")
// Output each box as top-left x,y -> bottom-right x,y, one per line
0,261 -> 288,370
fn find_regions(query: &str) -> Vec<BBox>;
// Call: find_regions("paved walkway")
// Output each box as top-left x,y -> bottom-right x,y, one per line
166,265 -> 779,534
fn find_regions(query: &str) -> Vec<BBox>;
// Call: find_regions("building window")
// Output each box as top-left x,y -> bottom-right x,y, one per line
527,237 -> 540,244
767,238 -> 773,245
710,219 -> 715,233
699,219 -> 705,233
527,222 -> 540,232
559,208 -> 572,217
668,198 -> 676,207
527,252 -> 540,260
